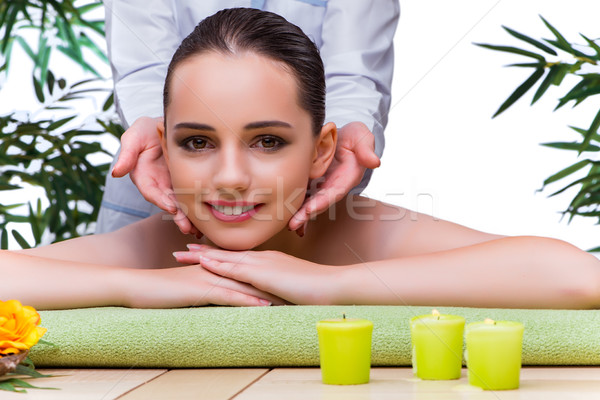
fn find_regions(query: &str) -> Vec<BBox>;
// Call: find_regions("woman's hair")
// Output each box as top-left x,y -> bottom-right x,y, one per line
163,8 -> 326,135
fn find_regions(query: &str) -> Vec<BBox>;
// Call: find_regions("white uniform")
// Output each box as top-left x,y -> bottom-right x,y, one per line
97,0 -> 400,232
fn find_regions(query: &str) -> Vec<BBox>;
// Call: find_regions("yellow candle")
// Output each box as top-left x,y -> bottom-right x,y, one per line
316,314 -> 373,385
410,309 -> 465,380
465,319 -> 524,390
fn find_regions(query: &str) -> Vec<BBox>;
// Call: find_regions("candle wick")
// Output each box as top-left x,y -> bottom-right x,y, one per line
343,313 -> 346,320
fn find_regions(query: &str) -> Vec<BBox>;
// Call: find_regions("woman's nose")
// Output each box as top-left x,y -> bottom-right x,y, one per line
212,145 -> 251,192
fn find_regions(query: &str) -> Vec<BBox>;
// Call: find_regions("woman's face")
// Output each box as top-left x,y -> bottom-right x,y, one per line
160,51 -> 329,250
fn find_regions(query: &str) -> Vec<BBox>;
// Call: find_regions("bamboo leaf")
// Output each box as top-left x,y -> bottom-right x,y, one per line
531,64 -> 559,105
27,203 -> 41,244
542,159 -> 591,187
47,70 -> 55,95
47,115 -> 76,131
15,36 -> 36,61
580,34 -> 600,59
102,92 -> 114,111
493,68 -> 545,117
474,43 -> 546,61
552,63 -> 571,86
32,76 -> 44,103
541,141 -> 600,152
540,16 -> 571,50
580,108 -> 600,153
502,25 -> 557,55
1,5 -> 19,53
11,229 -> 31,249
1,227 -> 8,250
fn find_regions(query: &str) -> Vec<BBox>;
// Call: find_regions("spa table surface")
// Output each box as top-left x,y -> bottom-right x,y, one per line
5,367 -> 600,399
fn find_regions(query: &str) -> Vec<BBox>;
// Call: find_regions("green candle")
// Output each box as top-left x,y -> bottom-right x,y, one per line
410,309 -> 465,380
316,314 -> 373,385
465,319 -> 524,390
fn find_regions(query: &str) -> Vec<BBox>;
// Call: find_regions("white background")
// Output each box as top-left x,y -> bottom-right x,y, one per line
1,0 -> 599,252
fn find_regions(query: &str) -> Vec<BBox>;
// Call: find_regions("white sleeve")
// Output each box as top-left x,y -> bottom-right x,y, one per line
104,0 -> 182,128
319,0 -> 400,157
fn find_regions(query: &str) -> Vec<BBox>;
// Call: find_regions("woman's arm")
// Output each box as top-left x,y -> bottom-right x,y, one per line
336,236 -> 600,309
180,237 -> 600,309
3,216 -> 280,309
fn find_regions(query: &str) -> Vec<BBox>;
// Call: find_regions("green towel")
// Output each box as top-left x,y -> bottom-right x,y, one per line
29,306 -> 600,368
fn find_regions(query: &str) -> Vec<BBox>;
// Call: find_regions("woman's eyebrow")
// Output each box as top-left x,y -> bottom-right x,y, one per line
173,122 -> 215,131
244,120 -> 292,130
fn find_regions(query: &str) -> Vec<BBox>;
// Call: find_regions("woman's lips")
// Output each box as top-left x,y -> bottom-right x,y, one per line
206,203 -> 263,222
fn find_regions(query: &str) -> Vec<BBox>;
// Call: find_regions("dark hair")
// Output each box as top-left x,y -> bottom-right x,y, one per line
163,8 -> 325,134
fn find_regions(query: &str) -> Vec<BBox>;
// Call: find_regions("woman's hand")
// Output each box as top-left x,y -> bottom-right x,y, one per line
288,121 -> 380,236
121,264 -> 284,308
174,244 -> 344,305
111,116 -> 201,238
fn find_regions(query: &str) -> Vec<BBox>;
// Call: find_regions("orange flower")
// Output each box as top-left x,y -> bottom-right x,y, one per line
0,300 -> 47,355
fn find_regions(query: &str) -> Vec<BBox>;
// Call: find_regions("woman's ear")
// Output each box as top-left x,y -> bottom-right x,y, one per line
309,122 -> 337,179
157,118 -> 169,165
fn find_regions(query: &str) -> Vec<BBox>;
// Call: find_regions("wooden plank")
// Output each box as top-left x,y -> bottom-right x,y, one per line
118,369 -> 269,400
234,367 -> 600,400
1,369 -> 166,400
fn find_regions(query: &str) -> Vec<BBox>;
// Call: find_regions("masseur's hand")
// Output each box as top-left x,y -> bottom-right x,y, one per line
289,121 -> 380,236
111,116 -> 201,237
174,244 -> 345,305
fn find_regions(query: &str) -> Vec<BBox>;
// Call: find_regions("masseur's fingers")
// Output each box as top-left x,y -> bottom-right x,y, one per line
288,121 -> 380,232
112,116 -> 178,214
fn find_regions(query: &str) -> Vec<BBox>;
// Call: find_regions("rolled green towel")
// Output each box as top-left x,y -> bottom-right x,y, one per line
29,306 -> 600,367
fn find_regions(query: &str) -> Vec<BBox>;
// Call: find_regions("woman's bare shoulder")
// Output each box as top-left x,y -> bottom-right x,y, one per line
17,213 -> 189,268
313,195 -> 503,261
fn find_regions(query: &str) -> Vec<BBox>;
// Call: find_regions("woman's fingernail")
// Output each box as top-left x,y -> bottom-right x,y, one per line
173,252 -> 183,259
199,255 -> 211,264
187,244 -> 202,250
302,221 -> 308,235
259,299 -> 272,306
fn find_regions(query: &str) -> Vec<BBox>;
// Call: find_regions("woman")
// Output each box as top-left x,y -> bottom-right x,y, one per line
3,9 -> 599,310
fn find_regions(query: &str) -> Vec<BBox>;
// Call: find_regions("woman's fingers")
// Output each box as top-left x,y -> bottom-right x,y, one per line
202,286 -> 271,307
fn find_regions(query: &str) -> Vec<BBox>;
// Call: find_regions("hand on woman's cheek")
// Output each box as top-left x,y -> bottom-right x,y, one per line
174,244 -> 342,305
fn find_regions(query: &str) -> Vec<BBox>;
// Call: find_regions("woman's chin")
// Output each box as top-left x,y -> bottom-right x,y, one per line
204,232 -> 269,251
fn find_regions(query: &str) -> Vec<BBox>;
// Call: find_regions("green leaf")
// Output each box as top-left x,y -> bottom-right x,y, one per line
569,126 -> 600,143
541,141 -> 600,152
32,76 -> 45,103
11,229 -> 31,249
502,25 -> 557,55
580,108 -> 600,153
556,79 -> 589,110
58,78 -> 66,89
47,115 -> 76,131
493,68 -> 545,118
14,364 -> 54,379
542,159 -> 591,187
1,227 -> 8,250
15,36 -> 36,61
587,246 -> 600,253
102,92 -> 114,111
543,38 -> 591,59
27,202 -> 42,244
540,16 -> 571,51
474,43 -> 546,61
1,5 -> 19,53
531,64 -> 560,105
551,63 -> 571,86
580,34 -> 600,59
504,62 -> 545,68
47,70 -> 55,95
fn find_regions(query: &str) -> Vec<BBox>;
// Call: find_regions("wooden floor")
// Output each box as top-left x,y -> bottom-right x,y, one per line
4,367 -> 600,399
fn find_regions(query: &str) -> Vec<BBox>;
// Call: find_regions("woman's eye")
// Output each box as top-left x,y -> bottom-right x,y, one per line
254,136 -> 285,151
183,137 -> 211,151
